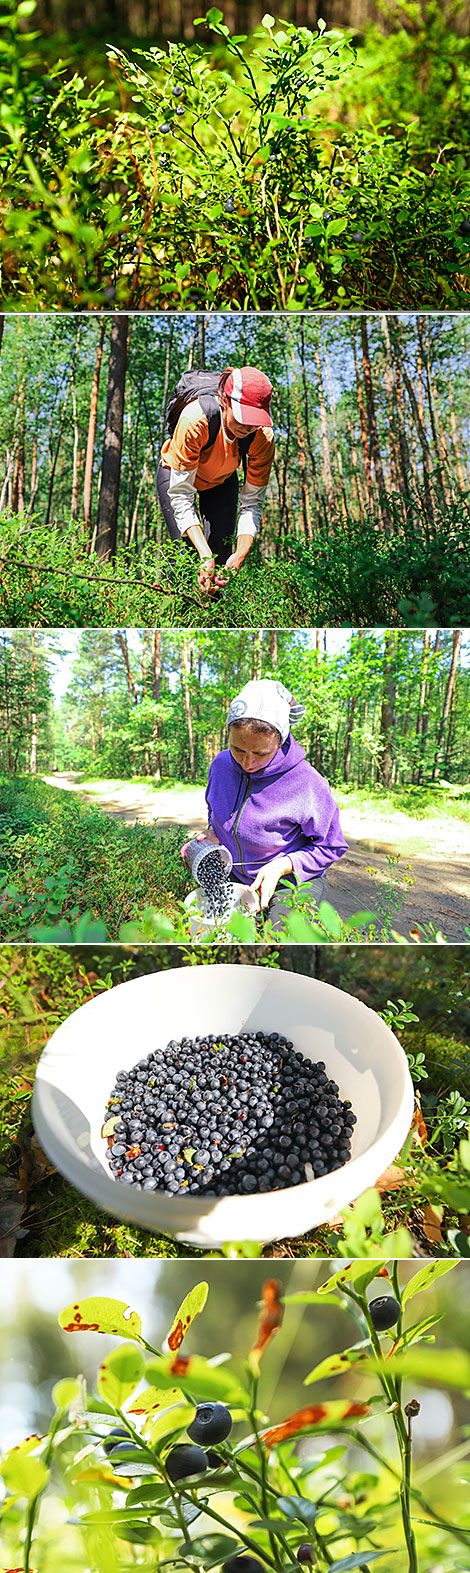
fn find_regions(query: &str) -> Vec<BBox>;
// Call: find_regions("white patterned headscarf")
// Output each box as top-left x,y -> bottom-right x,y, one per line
226,679 -> 306,745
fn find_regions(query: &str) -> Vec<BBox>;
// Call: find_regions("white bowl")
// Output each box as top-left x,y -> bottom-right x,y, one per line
184,883 -> 259,940
31,964 -> 414,1248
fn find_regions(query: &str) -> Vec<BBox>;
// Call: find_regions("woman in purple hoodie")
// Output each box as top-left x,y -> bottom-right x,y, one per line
205,678 -> 348,930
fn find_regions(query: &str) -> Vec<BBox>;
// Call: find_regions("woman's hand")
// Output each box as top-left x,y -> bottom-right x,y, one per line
252,855 -> 293,909
197,556 -> 217,593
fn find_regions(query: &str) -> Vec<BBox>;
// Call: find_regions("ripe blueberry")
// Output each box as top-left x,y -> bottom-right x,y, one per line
166,1443 -> 208,1482
223,1559 -> 266,1573
458,219 -> 470,238
172,83 -> 184,96
351,229 -> 364,243
297,1549 -> 315,1565
103,1426 -> 132,1455
188,1402 -> 233,1445
368,1295 -> 401,1331
159,123 -> 171,134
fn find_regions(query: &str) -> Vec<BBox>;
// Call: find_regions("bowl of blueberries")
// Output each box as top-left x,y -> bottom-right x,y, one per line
31,964 -> 414,1247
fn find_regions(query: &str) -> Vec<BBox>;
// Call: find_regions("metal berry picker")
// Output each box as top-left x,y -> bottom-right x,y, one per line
181,834 -> 235,919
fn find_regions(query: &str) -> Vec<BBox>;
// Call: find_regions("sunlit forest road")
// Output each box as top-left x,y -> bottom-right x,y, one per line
43,774 -> 470,942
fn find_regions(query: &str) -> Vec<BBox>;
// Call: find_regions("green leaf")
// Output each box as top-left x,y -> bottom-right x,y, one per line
2,1449 -> 49,1499
167,1282 -> 208,1351
150,1399 -> 196,1447
329,1555 -> 396,1572
59,1297 -> 142,1341
52,1378 -> 83,1409
305,1344 -> 367,1385
318,1261 -> 388,1297
372,1345 -> 470,1389
277,1494 -> 319,1526
97,1344 -> 145,1406
401,1262 -> 456,1305
145,1354 -> 245,1406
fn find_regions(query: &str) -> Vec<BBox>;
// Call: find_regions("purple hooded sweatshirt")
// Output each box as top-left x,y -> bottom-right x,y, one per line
205,734 -> 348,885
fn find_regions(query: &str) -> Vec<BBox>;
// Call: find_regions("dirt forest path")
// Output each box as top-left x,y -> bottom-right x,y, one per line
44,773 -> 470,942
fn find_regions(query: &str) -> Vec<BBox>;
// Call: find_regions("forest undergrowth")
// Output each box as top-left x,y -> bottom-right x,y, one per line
1,3 -> 470,308
1,505 -> 469,627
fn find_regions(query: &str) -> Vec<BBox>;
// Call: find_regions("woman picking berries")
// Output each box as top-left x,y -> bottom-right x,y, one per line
204,678 -> 348,931
156,366 -> 275,593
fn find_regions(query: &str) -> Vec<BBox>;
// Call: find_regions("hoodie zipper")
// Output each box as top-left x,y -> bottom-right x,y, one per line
232,773 -> 251,878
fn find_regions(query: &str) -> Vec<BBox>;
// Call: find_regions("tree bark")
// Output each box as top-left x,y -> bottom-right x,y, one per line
95,317 -> 130,561
432,631 -> 461,782
181,634 -> 195,780
83,319 -> 106,529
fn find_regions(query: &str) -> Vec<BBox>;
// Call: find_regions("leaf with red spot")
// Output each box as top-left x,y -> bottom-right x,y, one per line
58,1297 -> 142,1341
166,1282 -> 208,1352
305,1343 -> 369,1385
261,1400 -> 370,1448
145,1352 -> 245,1406
128,1384 -> 184,1422
249,1279 -> 283,1375
318,1262 -> 390,1298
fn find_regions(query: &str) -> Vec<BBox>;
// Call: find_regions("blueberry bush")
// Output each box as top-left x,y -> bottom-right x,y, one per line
2,505 -> 470,628
1,3 -> 470,308
1,1265 -> 470,1571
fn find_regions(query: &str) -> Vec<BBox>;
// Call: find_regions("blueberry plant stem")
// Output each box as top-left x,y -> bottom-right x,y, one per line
249,1375 -> 285,1572
24,1408 -> 64,1573
344,1286 -> 419,1573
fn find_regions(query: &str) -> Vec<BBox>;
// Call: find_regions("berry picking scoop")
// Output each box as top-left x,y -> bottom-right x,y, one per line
181,834 -> 233,883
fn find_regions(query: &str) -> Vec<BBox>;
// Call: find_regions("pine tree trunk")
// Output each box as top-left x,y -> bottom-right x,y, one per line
360,318 -> 390,532
377,631 -> 397,789
432,631 -> 461,782
95,317 -> 130,562
181,634 -> 195,779
83,320 -> 106,531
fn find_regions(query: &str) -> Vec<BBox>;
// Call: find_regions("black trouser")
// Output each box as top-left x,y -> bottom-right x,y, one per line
156,462 -> 239,565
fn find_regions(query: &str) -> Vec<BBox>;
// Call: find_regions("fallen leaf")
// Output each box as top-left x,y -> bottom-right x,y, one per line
0,1177 -> 28,1257
422,1203 -> 444,1245
375,1164 -> 406,1192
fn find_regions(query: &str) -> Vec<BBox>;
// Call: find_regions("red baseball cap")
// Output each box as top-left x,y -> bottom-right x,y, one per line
225,366 -> 273,428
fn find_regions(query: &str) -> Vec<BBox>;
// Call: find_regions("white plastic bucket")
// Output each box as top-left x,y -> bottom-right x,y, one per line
32,964 -> 414,1248
184,883 -> 259,940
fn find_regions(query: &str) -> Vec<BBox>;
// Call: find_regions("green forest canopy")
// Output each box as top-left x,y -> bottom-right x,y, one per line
1,627 -> 468,791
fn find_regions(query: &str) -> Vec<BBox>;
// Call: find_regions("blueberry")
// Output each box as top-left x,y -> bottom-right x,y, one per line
188,1402 -> 233,1445
223,1558 -> 266,1573
159,122 -> 171,134
368,1295 -> 401,1331
172,83 -> 184,96
458,218 -> 470,238
166,1444 -> 208,1482
351,229 -> 364,243
103,1427 -> 131,1455
297,1549 -> 315,1564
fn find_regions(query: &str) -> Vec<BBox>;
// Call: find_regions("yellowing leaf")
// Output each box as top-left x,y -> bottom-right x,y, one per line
262,1400 -> 369,1447
144,1353 -> 245,1406
1,1452 -> 49,1499
167,1282 -> 208,1351
148,1399 -> 196,1447
52,1378 -> 83,1410
401,1262 -> 456,1305
97,1344 -> 145,1406
128,1384 -> 184,1419
59,1297 -> 142,1341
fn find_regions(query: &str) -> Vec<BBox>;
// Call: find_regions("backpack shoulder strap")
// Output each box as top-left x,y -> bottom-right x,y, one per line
198,392 -> 221,451
237,429 -> 256,481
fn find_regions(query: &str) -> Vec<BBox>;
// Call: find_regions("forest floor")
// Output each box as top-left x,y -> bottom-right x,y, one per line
43,773 -> 470,942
